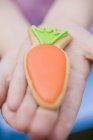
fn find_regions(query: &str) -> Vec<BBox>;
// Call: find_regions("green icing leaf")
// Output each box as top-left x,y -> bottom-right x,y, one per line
32,25 -> 69,45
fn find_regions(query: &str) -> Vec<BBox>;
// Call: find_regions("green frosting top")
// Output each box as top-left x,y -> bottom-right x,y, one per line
32,25 -> 69,45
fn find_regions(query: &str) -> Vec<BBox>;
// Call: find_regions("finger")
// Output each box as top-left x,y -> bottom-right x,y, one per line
84,35 -> 93,61
2,102 -> 16,129
2,87 -> 37,132
0,50 -> 18,106
49,65 -> 89,140
73,27 -> 93,61
0,74 -> 8,107
16,87 -> 37,132
29,107 -> 58,139
7,63 -> 27,111
7,39 -> 30,111
65,26 -> 93,61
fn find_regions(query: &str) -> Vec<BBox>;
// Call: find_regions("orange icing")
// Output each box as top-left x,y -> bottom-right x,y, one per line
26,44 -> 66,103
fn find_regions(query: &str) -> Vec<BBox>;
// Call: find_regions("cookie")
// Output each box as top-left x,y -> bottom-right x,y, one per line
24,25 -> 72,109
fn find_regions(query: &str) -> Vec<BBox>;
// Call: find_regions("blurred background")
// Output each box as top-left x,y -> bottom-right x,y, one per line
0,0 -> 93,139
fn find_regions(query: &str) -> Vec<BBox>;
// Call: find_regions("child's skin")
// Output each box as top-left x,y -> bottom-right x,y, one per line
0,0 -> 93,140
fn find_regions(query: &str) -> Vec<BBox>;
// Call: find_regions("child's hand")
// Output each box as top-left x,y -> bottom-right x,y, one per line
1,38 -> 58,139
2,25 -> 93,140
48,25 -> 93,140
1,0 -> 93,140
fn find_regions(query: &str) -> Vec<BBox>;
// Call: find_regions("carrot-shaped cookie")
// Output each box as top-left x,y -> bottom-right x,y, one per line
24,25 -> 72,109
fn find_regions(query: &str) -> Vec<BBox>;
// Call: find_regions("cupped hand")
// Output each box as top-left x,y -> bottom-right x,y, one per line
1,38 -> 58,140
1,25 -> 93,140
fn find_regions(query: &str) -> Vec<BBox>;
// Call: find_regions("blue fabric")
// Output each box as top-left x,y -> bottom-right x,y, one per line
0,66 -> 93,139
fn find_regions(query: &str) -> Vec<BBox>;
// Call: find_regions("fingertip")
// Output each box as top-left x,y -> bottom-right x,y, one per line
7,87 -> 26,112
7,100 -> 19,112
1,102 -> 14,125
0,77 -> 8,107
6,74 -> 27,112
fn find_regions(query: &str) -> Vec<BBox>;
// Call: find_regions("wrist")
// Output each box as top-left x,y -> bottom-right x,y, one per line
60,0 -> 93,28
43,0 -> 93,29
0,0 -> 29,57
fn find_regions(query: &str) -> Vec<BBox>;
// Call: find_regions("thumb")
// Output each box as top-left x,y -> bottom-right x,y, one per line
84,33 -> 93,61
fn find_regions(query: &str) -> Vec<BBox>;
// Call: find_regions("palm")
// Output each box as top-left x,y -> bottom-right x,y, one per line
1,26 -> 93,140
